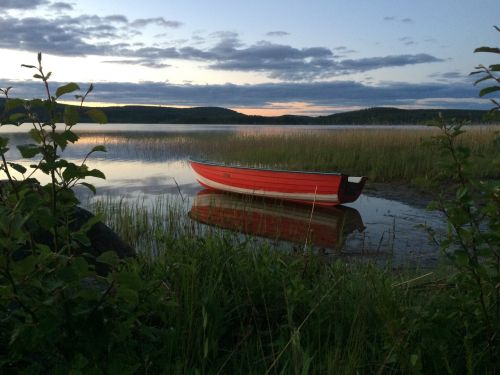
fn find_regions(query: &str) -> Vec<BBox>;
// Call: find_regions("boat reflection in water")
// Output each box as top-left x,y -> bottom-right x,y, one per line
188,190 -> 365,250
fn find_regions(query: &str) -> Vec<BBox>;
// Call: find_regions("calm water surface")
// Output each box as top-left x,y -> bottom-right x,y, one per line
1,124 -> 443,266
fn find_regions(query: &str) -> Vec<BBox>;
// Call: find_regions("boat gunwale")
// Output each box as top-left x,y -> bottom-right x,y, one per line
189,158 -> 344,176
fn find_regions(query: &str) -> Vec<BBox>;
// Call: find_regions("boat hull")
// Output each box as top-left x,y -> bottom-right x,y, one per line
190,160 -> 366,206
189,190 -> 365,249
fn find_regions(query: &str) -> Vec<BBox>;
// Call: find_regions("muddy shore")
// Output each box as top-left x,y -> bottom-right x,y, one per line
363,182 -> 434,209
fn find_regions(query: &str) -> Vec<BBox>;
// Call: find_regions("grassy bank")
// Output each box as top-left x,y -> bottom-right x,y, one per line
2,51 -> 497,374
84,126 -> 500,182
85,197 -> 496,374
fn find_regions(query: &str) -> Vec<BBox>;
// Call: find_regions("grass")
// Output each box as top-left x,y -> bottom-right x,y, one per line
80,126 -> 500,182
87,196 -> 496,374
70,126 -> 500,372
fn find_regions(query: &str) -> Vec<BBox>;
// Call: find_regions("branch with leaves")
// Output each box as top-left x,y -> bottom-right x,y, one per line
471,26 -> 500,113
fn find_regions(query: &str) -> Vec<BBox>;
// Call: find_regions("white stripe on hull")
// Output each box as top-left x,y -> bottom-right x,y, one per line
193,171 -> 339,203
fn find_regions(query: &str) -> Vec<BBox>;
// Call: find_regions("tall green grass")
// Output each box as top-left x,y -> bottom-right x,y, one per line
89,197 -> 495,374
82,126 -> 499,182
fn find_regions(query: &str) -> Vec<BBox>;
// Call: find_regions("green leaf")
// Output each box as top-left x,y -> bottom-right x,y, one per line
7,162 -> 27,174
86,168 -> 106,179
55,82 -> 80,99
28,128 -> 44,143
64,106 -> 80,126
0,86 -> 12,96
33,74 -> 43,79
474,75 -> 493,85
64,130 -> 79,143
0,136 -> 8,148
86,108 -> 107,124
456,186 -> 468,200
490,64 -> 500,71
17,144 -> 41,158
91,145 -> 107,153
53,133 -> 68,149
479,86 -> 500,97
79,182 -> 96,194
62,163 -> 81,181
21,64 -> 36,69
474,47 -> 500,54
410,354 -> 419,367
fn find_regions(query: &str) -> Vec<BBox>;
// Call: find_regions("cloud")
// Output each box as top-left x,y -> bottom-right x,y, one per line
383,16 -> 414,23
1,79 -> 486,111
428,71 -> 468,82
105,14 -> 128,23
205,36 -> 442,80
130,18 -> 182,28
0,13 -> 181,57
0,14 -> 442,79
332,46 -> 356,56
102,59 -> 171,68
0,16 -> 110,56
399,37 -> 416,46
48,1 -> 73,11
0,0 -> 48,9
265,31 -> 289,37
339,54 -> 441,70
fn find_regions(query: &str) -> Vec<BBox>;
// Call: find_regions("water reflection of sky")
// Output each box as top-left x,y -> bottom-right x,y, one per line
0,123 -> 432,134
1,125 -> 444,266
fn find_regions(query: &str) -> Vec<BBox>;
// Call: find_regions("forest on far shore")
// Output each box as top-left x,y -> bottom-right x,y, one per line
0,98 -> 494,125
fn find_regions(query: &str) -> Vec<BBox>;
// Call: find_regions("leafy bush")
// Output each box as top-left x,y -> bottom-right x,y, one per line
424,28 -> 499,372
0,53 -> 173,373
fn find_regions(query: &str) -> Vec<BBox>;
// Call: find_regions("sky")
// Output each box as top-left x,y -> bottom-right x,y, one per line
0,0 -> 498,115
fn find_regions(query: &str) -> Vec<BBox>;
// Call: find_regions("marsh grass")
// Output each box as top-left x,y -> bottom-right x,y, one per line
90,195 -> 197,257
88,196 -> 493,374
81,126 -> 499,182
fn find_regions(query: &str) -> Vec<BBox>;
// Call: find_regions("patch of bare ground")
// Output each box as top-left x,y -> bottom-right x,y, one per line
363,182 -> 433,208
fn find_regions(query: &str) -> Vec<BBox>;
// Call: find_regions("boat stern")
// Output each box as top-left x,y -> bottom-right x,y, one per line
338,175 -> 367,204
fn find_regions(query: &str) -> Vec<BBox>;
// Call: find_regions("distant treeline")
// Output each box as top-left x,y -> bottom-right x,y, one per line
0,98 -> 493,125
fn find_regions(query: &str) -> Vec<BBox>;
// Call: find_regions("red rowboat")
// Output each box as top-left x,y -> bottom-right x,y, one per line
189,190 -> 365,249
190,159 -> 366,206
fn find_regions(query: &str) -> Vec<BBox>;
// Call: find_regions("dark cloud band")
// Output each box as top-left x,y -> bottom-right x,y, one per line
0,79 -> 486,110
0,0 -> 48,9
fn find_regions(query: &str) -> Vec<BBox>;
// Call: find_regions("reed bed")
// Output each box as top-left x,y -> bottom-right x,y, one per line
87,196 -> 494,373
82,126 -> 499,182
90,195 -> 199,257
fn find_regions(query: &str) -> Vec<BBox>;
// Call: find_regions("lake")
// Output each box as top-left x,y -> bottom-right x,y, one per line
1,123 -> 444,266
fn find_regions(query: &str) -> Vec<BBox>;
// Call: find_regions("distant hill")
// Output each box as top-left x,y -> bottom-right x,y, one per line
0,98 -> 493,125
314,107 -> 490,125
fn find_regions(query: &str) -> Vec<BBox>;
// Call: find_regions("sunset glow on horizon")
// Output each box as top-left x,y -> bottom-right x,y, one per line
0,0 -> 498,115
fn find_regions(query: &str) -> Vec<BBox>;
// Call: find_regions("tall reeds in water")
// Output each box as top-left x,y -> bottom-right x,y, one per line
87,195 -> 493,373
80,126 -> 500,182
